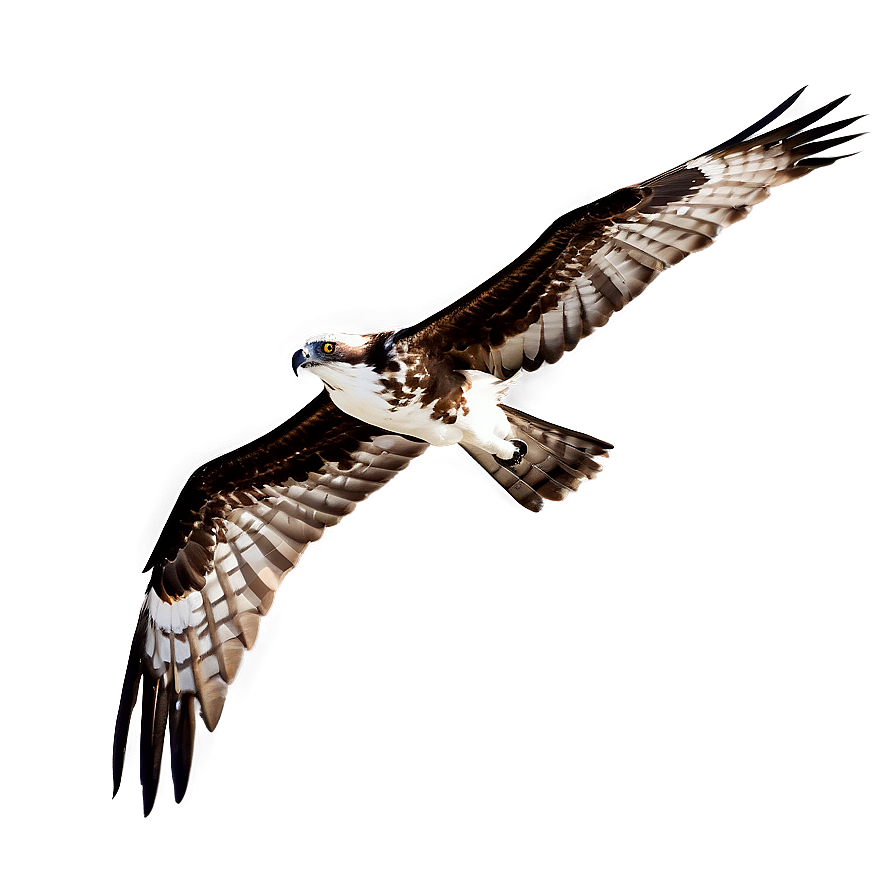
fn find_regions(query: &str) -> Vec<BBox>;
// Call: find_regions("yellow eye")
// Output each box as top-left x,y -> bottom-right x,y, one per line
322,342 -> 335,354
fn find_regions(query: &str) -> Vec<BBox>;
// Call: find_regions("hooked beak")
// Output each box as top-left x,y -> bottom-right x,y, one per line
291,348 -> 307,375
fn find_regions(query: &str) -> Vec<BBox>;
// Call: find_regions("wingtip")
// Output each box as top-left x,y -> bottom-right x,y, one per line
772,86 -> 807,115
141,785 -> 159,818
113,612 -> 146,805
169,690 -> 196,805
806,94 -> 852,124
795,150 -> 861,169
139,673 -> 168,818
701,86 -> 809,157
112,751 -> 127,801
712,89 -> 863,163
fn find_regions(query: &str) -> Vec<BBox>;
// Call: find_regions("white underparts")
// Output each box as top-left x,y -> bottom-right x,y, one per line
455,370 -> 516,457
313,361 -> 518,458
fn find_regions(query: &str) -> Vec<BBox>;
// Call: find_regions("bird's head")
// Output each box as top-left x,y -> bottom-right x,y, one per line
292,332 -> 394,389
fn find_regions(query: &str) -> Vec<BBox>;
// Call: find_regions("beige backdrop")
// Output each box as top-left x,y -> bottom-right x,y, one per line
2,4 -> 890,895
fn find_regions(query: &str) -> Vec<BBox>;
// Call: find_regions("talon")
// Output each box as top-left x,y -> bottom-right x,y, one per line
496,439 -> 528,467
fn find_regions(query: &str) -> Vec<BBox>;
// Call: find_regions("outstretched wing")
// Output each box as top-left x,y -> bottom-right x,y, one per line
113,390 -> 427,814
396,89 -> 863,378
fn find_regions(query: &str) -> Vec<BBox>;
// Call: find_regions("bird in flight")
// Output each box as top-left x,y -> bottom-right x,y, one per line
114,88 -> 862,814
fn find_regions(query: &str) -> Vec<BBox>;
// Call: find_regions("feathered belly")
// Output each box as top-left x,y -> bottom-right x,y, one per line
330,384 -> 464,446
325,368 -> 513,450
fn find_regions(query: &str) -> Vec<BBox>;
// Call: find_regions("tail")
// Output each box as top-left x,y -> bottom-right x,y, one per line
461,404 -> 612,512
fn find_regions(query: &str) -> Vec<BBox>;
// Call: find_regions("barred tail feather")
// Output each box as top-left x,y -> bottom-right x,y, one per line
462,404 -> 612,511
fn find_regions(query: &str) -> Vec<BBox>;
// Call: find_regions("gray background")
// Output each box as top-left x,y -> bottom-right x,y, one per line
2,3 -> 890,894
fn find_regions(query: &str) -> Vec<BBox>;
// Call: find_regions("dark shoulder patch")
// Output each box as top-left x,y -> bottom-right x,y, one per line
365,331 -> 397,374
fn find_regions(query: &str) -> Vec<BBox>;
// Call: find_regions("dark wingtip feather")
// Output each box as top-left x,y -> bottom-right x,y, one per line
750,94 -> 852,150
795,152 -> 860,168
115,612 -> 198,812
703,86 -> 808,156
688,89 -> 864,185
139,674 -> 169,816
703,90 -> 862,163
169,691 -> 196,804
113,613 -> 147,798
792,132 -> 865,158
790,115 -> 866,148
139,680 -> 156,815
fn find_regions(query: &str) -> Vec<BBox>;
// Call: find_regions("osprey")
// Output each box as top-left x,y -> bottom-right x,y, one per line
114,88 -> 862,814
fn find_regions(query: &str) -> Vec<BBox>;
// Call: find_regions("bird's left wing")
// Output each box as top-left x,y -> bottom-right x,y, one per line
395,89 -> 862,377
113,389 -> 427,814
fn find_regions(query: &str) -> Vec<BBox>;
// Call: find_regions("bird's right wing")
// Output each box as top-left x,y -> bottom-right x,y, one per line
113,389 -> 427,814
